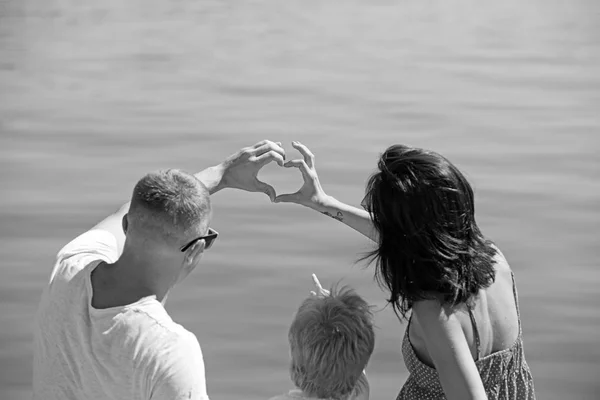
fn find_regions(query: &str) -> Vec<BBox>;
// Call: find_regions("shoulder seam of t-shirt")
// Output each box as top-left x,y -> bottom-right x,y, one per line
57,229 -> 118,260
127,307 -> 186,337
50,229 -> 119,283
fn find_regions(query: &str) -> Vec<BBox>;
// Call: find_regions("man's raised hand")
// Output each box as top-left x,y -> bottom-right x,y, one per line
218,140 -> 285,202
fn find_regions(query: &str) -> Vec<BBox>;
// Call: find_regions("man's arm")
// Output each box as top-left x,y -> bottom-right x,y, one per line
92,140 -> 286,253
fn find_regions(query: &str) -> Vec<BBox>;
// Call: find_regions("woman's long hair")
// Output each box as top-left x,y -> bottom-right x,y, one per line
362,145 -> 497,319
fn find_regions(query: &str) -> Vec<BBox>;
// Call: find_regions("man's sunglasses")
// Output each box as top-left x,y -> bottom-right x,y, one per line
180,228 -> 219,252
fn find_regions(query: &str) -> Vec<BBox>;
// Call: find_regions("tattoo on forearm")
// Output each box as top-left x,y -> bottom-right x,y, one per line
322,211 -> 344,222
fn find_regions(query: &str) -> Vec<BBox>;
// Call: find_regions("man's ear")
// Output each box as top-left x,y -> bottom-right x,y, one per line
122,214 -> 129,234
188,240 -> 206,266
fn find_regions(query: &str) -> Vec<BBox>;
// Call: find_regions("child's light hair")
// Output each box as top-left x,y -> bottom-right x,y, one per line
288,285 -> 375,399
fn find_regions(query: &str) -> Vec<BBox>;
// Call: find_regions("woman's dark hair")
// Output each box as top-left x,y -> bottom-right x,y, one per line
362,145 -> 497,319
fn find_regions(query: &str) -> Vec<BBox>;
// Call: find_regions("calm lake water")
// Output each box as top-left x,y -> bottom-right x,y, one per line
1,0 -> 599,399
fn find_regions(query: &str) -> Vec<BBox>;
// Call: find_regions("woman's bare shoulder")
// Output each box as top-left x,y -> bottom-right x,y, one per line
412,297 -> 460,325
490,243 -> 514,280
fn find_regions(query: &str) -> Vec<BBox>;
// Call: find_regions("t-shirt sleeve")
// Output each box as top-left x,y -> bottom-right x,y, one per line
149,333 -> 209,400
50,229 -> 119,282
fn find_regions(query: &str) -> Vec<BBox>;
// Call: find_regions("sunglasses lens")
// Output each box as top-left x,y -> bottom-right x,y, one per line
204,237 -> 215,249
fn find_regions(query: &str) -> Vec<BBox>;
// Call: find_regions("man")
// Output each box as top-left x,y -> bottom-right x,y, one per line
32,140 -> 286,400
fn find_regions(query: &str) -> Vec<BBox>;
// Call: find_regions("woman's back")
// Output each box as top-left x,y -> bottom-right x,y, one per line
408,248 -> 519,365
399,248 -> 536,399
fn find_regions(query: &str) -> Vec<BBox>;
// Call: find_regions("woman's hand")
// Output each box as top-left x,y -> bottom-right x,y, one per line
275,141 -> 378,242
274,141 -> 330,210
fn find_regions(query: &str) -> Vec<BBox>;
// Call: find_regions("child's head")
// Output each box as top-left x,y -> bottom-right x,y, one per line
288,286 -> 375,399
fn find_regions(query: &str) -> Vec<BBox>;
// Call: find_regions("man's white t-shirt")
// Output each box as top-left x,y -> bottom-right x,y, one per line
33,229 -> 209,400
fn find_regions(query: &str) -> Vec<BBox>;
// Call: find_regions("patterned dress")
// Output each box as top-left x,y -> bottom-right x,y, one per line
398,273 -> 536,400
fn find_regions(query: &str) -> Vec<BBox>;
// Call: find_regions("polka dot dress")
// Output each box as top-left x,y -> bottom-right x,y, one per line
397,273 -> 536,400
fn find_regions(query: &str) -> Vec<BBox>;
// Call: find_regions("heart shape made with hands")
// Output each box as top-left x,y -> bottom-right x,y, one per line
255,140 -> 324,206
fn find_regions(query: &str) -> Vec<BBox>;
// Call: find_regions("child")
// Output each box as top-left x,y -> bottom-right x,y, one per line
270,275 -> 375,400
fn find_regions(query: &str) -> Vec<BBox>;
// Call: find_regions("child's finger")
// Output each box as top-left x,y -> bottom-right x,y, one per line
312,273 -> 323,290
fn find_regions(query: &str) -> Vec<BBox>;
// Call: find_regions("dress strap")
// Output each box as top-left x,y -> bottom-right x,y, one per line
511,271 -> 522,334
467,306 -> 481,361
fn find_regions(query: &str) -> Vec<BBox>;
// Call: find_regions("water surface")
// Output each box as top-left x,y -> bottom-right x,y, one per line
1,0 -> 599,399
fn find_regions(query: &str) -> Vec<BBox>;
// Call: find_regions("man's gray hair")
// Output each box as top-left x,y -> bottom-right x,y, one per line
128,169 -> 211,241
288,286 -> 375,399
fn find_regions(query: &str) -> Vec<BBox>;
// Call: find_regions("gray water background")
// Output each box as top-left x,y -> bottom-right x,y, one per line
1,0 -> 599,399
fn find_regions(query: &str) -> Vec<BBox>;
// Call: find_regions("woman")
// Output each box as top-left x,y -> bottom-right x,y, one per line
275,141 -> 536,400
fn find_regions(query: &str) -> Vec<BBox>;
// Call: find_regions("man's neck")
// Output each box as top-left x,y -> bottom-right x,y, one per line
91,256 -> 171,309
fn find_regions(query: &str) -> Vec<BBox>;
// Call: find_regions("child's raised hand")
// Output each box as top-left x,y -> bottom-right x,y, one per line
310,273 -> 331,297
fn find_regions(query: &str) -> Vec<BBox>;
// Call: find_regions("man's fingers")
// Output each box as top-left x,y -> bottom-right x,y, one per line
274,192 -> 300,204
252,140 -> 270,148
255,179 -> 276,202
253,150 -> 285,167
252,141 -> 286,159
291,141 -> 315,169
283,159 -> 311,180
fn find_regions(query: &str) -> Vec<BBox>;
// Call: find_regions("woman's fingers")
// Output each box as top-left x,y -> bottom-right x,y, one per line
283,159 -> 311,179
292,141 -> 315,169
